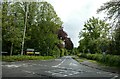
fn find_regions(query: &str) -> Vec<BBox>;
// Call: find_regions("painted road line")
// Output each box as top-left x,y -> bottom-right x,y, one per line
69,63 -> 78,66
55,59 -> 62,61
23,70 -> 36,74
69,74 -> 73,75
23,70 -> 31,73
52,58 -> 66,67
5,65 -> 21,68
63,75 -> 67,77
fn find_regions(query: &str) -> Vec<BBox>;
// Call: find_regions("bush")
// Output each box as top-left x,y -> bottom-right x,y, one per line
79,53 -> 120,67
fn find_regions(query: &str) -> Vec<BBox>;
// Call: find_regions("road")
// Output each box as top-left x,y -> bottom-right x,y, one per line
2,56 -> 119,78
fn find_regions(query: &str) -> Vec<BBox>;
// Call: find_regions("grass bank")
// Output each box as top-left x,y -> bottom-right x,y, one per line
72,56 -> 98,64
77,53 -> 120,67
2,55 -> 55,62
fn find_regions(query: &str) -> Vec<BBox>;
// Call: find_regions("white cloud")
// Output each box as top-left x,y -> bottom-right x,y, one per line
45,0 -> 110,47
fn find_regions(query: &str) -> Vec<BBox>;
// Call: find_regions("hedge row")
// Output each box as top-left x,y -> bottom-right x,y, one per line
78,53 -> 120,67
2,56 -> 55,62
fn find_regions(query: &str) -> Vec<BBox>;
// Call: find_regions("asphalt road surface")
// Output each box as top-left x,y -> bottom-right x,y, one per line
2,56 -> 119,79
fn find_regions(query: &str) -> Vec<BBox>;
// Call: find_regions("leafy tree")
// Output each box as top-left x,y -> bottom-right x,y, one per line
58,27 -> 68,40
0,2 -> 2,53
78,17 -> 110,54
97,0 -> 120,27
97,0 -> 120,55
2,2 -> 22,55
64,38 -> 73,50
27,1 -> 62,56
2,1 -> 63,57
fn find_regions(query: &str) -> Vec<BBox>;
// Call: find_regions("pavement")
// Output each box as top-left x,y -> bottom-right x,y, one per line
1,56 -> 120,79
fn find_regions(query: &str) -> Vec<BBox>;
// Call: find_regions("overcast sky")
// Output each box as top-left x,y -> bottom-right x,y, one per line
45,0 -> 110,47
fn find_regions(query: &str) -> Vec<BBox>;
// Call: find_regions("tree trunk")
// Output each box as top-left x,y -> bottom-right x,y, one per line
10,43 -> 13,56
21,2 -> 28,55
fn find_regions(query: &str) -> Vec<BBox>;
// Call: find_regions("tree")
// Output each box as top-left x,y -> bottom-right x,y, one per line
22,1 -> 63,56
2,1 -> 63,57
2,2 -> 22,55
97,0 -> 120,55
97,0 -> 120,27
64,38 -> 73,50
21,2 -> 29,55
78,17 -> 110,54
0,2 -> 1,53
58,27 -> 68,40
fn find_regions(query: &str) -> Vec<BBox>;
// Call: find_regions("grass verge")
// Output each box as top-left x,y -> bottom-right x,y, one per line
72,56 -> 98,64
2,55 -> 55,62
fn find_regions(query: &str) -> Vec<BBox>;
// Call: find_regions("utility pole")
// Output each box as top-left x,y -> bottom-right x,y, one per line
21,2 -> 28,55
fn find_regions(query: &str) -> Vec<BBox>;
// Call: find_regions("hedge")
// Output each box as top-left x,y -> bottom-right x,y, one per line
78,53 -> 120,67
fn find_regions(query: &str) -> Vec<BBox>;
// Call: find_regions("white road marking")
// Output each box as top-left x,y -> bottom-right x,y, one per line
5,65 -> 21,68
74,72 -> 79,74
45,71 -> 52,73
4,64 -> 32,68
55,59 -> 62,61
23,70 -> 35,74
24,70 -> 31,73
52,73 -> 59,75
111,75 -> 118,79
52,58 -> 66,67
63,75 -> 67,77
58,67 -> 65,69
45,68 -> 80,77
59,72 -> 63,73
69,63 -> 78,66
71,71 -> 78,74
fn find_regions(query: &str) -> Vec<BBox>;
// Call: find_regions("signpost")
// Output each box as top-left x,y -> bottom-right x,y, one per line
26,49 -> 34,55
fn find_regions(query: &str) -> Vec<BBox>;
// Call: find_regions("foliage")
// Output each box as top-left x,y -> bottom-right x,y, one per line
2,2 -> 23,55
72,48 -> 79,55
97,0 -> 120,27
52,46 -> 60,58
2,1 -> 63,56
57,28 -> 73,50
78,17 -> 110,54
97,0 -> 120,55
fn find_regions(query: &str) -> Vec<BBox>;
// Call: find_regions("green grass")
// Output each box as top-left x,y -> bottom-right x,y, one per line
2,55 -> 55,62
73,56 -> 98,63
88,60 -> 98,64
72,56 -> 87,62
